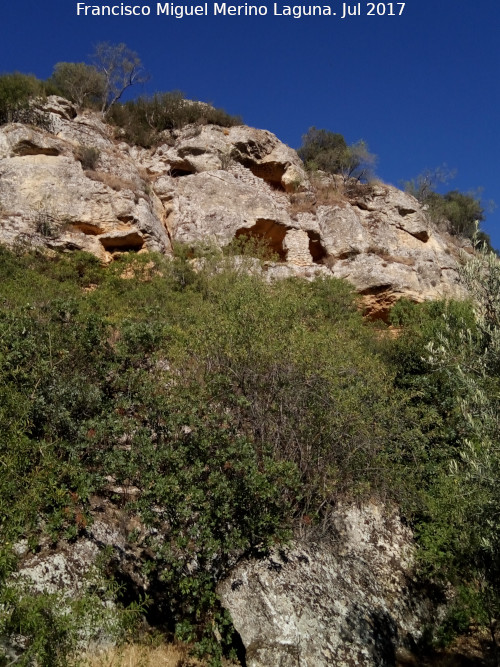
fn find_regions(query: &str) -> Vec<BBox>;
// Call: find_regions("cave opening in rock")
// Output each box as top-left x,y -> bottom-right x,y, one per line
307,231 -> 327,263
248,163 -> 285,191
71,222 -> 104,236
99,232 -> 145,253
235,219 -> 287,260
12,141 -> 60,157
169,167 -> 194,178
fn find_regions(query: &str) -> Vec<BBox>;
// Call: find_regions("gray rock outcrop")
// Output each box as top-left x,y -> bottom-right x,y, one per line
218,504 -> 431,667
11,501 -> 433,666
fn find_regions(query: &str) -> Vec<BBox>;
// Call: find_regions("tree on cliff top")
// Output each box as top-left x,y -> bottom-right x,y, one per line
298,126 -> 376,182
49,62 -> 106,110
92,42 -> 149,114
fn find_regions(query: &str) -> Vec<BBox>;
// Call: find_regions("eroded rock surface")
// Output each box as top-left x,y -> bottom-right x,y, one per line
0,99 -> 170,261
218,504 -> 432,667
0,96 -> 467,316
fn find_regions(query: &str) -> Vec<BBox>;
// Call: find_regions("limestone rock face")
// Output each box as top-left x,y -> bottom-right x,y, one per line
0,99 -> 467,315
0,109 -> 170,261
142,124 -> 308,191
218,504 -> 431,667
156,166 -> 291,249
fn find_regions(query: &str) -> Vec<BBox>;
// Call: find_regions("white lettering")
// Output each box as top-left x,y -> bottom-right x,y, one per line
77,4 -> 151,16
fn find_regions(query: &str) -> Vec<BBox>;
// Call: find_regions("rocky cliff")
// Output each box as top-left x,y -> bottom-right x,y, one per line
1,98 -> 468,665
0,96 -> 468,319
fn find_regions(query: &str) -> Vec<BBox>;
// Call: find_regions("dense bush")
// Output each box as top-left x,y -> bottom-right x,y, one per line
403,168 -> 489,242
298,126 -> 376,182
49,62 -> 106,109
419,245 -> 500,651
429,189 -> 485,239
1,244 -> 499,661
0,72 -> 56,125
108,91 -> 242,147
297,127 -> 348,172
385,286 -> 500,652
1,52 -> 240,147
74,144 -> 100,170
0,247 -> 424,663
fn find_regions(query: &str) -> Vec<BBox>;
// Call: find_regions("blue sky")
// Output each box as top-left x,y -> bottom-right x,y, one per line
2,0 -> 499,246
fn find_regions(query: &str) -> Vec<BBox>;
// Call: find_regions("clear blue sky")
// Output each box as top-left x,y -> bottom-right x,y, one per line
2,1 -> 499,246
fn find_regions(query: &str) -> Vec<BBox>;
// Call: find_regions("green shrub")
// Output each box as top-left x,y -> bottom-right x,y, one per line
13,247 -> 500,660
403,168 -> 489,242
108,92 -> 241,147
49,62 -> 106,109
298,126 -> 376,181
0,246 -> 431,662
425,190 -> 485,239
74,144 -> 100,170
297,127 -> 348,172
383,281 -> 500,653
0,573 -> 148,666
0,72 -> 47,125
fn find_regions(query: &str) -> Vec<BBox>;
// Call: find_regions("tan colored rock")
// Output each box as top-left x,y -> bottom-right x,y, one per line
0,102 -> 466,317
0,119 -> 170,261
283,228 -> 313,265
41,95 -> 78,121
227,125 -> 308,191
143,123 -> 308,192
157,169 -> 292,249
309,184 -> 465,318
316,204 -> 372,258
0,124 -> 71,160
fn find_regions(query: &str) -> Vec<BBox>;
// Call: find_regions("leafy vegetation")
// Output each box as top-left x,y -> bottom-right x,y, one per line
91,42 -> 149,114
420,242 -> 500,661
107,92 -> 241,147
403,167 -> 492,245
1,242 -> 499,664
298,126 -> 376,182
0,44 -> 241,147
385,251 -> 500,659
48,43 -> 148,114
49,62 -> 106,110
0,246 -> 421,663
0,71 -> 57,126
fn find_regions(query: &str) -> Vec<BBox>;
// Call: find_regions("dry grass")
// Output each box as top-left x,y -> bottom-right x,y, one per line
288,179 -> 347,218
81,642 -> 241,667
85,170 -> 139,193
81,642 -> 205,667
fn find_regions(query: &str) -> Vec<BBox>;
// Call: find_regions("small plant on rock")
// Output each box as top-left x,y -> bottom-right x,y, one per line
75,144 -> 100,170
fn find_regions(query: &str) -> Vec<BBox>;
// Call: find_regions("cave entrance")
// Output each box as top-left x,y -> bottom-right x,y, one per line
235,219 -> 287,260
248,163 -> 285,190
170,168 -> 193,178
99,232 -> 145,254
71,222 -> 104,236
307,231 -> 328,263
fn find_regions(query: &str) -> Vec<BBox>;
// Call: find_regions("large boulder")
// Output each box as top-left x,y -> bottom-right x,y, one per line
218,504 -> 433,667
